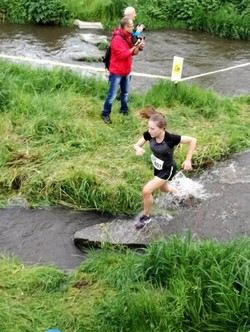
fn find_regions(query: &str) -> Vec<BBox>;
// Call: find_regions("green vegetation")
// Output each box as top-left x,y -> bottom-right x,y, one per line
0,0 -> 72,25
0,0 -> 249,40
0,61 -> 249,214
0,236 -> 249,331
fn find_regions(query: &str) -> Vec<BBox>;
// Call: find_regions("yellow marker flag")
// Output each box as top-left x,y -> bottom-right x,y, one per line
171,56 -> 184,82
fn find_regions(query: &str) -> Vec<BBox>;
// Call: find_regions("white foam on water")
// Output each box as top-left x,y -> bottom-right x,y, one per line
200,162 -> 250,184
172,171 -> 208,199
155,171 -> 210,210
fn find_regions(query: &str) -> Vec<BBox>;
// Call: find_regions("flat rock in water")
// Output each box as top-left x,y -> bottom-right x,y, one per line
74,20 -> 104,30
80,33 -> 108,45
74,215 -> 174,249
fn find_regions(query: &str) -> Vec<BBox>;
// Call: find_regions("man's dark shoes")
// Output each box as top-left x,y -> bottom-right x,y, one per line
119,111 -> 129,116
101,114 -> 112,124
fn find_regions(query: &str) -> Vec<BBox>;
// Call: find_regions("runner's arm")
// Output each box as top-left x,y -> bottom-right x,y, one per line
180,136 -> 197,170
133,136 -> 146,155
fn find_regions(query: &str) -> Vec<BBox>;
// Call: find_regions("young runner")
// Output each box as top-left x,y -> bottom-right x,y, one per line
133,107 -> 197,229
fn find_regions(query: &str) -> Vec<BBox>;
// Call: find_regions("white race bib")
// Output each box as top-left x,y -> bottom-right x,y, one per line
151,154 -> 164,170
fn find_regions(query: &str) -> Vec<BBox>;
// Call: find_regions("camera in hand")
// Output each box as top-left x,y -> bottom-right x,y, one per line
131,23 -> 145,45
132,35 -> 145,45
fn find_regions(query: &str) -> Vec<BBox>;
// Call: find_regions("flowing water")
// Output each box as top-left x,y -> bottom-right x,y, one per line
0,22 -> 249,95
155,150 -> 250,240
0,23 -> 249,269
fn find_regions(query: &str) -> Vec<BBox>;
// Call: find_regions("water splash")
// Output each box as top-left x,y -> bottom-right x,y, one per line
155,171 -> 210,210
172,171 -> 208,198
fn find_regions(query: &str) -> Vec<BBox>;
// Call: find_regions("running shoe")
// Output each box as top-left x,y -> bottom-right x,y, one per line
134,215 -> 151,230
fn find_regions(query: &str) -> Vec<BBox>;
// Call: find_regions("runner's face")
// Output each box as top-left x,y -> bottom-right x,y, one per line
148,120 -> 164,138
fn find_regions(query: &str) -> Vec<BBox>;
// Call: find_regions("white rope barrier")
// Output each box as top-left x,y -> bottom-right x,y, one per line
0,53 -> 106,72
0,53 -> 249,82
179,62 -> 250,82
0,53 -> 171,79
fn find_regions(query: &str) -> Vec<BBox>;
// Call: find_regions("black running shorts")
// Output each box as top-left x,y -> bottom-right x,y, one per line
154,165 -> 176,181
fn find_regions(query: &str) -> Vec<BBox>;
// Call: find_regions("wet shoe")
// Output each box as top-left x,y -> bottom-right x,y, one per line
135,215 -> 151,230
119,111 -> 129,116
101,114 -> 112,124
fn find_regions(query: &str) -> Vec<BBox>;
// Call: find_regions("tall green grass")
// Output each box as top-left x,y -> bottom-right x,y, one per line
78,236 -> 250,331
1,237 -> 249,331
0,61 -> 249,213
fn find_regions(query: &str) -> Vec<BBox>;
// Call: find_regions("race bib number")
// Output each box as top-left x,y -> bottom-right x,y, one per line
151,154 -> 164,170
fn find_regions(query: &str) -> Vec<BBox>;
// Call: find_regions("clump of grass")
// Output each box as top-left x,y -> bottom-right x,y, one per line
141,80 -> 239,119
0,255 -> 110,331
77,236 -> 250,331
98,40 -> 109,51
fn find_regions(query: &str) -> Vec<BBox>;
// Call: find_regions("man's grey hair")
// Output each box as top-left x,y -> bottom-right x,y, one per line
124,6 -> 135,16
120,16 -> 133,29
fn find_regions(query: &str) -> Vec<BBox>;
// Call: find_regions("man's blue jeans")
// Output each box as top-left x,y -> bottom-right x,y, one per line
102,73 -> 130,116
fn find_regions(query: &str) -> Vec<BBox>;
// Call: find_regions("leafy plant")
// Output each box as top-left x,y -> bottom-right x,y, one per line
24,0 -> 72,25
0,0 -> 27,23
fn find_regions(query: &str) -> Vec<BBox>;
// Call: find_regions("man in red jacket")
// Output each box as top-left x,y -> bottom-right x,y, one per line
101,17 -> 144,124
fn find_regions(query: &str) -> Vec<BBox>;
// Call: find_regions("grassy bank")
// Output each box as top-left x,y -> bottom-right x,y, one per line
0,61 -> 250,214
0,0 -> 249,40
0,236 -> 249,331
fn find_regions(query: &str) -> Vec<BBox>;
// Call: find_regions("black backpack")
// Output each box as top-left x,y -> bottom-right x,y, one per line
102,34 -> 126,70
102,45 -> 112,70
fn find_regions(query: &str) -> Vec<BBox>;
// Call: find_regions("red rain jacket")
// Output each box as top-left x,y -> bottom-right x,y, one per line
109,28 -> 135,76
